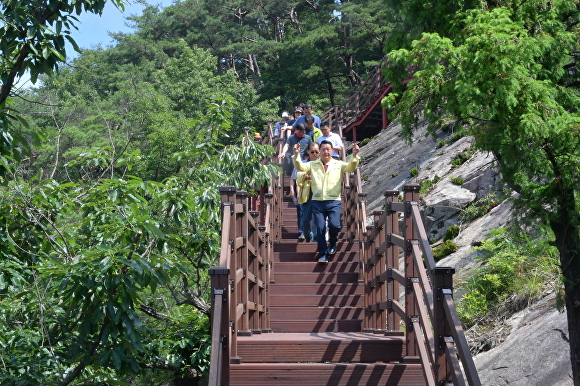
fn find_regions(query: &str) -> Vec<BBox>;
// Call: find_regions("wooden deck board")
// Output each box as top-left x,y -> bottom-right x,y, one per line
230,363 -> 427,386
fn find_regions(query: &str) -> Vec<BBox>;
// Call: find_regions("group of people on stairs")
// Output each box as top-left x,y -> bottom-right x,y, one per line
274,103 -> 360,263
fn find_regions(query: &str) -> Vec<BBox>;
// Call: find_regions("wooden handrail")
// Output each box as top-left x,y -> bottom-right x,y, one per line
208,134 -> 282,385
361,183 -> 481,385
322,57 -> 388,136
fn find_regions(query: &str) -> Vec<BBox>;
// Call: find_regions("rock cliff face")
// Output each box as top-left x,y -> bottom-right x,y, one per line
356,121 -> 572,385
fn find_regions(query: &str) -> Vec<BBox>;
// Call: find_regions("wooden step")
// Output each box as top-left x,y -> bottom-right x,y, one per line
274,252 -> 359,263
237,332 -> 405,363
272,272 -> 359,284
274,261 -> 360,273
269,283 -> 363,296
270,319 -> 363,333
229,362 -> 427,385
274,241 -> 359,253
269,294 -> 364,307
270,306 -> 363,321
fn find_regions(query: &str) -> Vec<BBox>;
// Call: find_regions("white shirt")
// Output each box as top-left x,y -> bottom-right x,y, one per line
316,132 -> 343,158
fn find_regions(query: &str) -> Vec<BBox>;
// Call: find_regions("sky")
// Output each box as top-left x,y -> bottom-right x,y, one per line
15,0 -> 175,88
67,0 -> 176,55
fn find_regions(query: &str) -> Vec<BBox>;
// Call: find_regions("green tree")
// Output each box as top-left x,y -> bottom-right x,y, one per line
120,0 -> 389,109
0,0 -> 126,178
0,131 -> 277,385
383,1 -> 580,382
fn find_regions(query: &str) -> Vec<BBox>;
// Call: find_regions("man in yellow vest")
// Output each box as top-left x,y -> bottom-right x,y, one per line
292,140 -> 360,263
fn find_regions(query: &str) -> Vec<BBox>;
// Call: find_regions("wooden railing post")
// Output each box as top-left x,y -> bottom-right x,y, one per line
384,190 -> 400,331
433,267 -> 455,383
404,184 -> 420,357
363,224 -> 374,331
258,222 -> 272,333
249,210 -> 261,334
208,186 -> 237,385
236,191 -> 251,337
208,268 -> 230,386
374,210 -> 386,332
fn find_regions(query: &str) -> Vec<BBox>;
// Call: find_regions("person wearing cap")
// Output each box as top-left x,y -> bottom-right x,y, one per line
316,121 -> 343,159
292,103 -> 321,129
277,123 -> 312,177
292,140 -> 360,263
274,110 -> 291,137
292,106 -> 303,123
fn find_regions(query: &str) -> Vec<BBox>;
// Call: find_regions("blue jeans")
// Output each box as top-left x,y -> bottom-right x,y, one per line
300,197 -> 317,241
296,201 -> 303,233
311,200 -> 341,256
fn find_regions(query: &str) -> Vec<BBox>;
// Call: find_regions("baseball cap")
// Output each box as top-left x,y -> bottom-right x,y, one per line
281,111 -> 290,118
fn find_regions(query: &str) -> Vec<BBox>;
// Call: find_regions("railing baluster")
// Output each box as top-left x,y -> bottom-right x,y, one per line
385,190 -> 399,331
404,184 -> 420,357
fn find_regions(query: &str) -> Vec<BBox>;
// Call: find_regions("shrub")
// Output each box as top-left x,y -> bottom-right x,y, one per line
432,240 -> 458,260
449,129 -> 466,142
363,174 -> 369,181
444,225 -> 460,241
419,175 -> 440,194
456,228 -> 560,327
437,140 -> 446,148
451,145 -> 476,168
391,173 -> 398,178
359,137 -> 371,146
409,168 -> 419,177
460,193 -> 499,222
450,176 -> 464,185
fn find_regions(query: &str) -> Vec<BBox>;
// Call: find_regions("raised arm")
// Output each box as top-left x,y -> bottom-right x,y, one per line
292,143 -> 310,172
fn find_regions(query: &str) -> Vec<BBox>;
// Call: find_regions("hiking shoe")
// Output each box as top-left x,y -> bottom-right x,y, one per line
328,244 -> 337,255
298,233 -> 305,241
317,254 -> 329,263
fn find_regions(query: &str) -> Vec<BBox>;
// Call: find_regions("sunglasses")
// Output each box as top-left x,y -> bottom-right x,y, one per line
309,151 -> 319,154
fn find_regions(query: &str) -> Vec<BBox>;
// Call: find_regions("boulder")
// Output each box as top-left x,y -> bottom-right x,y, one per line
473,294 -> 572,385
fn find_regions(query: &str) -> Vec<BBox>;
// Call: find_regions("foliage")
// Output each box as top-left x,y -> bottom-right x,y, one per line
409,167 -> 418,177
450,176 -> 464,185
384,3 -> 580,374
0,0 -> 127,179
0,128 -> 276,384
448,129 -> 466,143
457,228 -> 560,327
359,137 -> 371,146
432,240 -> 458,261
120,0 -> 390,109
15,44 -> 277,182
460,193 -> 500,223
450,145 -> 476,168
444,225 -> 460,241
419,174 -> 440,194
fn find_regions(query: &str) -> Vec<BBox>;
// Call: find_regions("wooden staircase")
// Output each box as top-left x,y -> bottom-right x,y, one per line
229,194 -> 427,385
208,129 -> 481,385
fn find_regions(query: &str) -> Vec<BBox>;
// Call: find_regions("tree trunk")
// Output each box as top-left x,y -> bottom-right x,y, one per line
564,268 -> 580,385
325,73 -> 335,107
559,241 -> 580,385
552,186 -> 580,385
